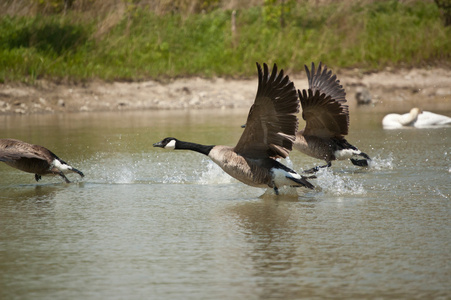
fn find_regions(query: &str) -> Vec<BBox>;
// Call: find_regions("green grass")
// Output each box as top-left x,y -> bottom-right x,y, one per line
0,0 -> 449,83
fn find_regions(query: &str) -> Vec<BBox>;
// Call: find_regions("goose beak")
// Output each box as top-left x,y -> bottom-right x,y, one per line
153,141 -> 164,148
241,124 -> 246,128
72,168 -> 84,178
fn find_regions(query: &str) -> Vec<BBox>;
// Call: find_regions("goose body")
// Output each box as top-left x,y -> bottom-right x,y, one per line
382,108 -> 451,129
154,63 -> 314,194
0,138 -> 84,183
295,63 -> 371,173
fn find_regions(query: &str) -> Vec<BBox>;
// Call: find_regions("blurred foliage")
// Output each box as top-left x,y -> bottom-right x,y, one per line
434,0 -> 451,26
0,0 -> 449,83
32,0 -> 77,14
1,16 -> 88,54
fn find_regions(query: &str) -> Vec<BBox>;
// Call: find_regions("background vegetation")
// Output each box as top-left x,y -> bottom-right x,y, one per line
0,0 -> 450,83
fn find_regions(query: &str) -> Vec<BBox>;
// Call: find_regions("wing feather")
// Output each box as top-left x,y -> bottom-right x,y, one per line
300,62 -> 349,137
235,63 -> 299,158
0,149 -> 43,161
0,139 -> 56,161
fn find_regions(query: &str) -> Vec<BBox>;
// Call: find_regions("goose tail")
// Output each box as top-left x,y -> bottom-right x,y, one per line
289,175 -> 315,189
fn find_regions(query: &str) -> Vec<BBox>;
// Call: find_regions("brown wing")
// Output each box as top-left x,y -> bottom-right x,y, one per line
0,148 -> 41,162
234,63 -> 299,158
0,139 -> 56,161
0,147 -> 54,174
300,62 -> 349,138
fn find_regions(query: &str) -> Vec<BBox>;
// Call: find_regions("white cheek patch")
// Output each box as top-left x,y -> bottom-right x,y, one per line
165,139 -> 177,150
52,159 -> 72,172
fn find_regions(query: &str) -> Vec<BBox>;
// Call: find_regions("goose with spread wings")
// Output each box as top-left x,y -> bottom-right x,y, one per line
0,138 -> 84,183
295,62 -> 371,173
153,63 -> 314,194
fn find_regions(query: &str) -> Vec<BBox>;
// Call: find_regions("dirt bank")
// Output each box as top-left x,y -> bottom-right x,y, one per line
1,67 -> 450,115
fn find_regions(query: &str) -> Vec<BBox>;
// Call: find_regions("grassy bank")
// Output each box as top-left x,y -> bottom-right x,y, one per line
0,0 -> 450,83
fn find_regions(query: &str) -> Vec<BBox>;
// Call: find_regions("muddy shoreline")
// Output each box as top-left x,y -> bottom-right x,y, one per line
1,67 -> 450,115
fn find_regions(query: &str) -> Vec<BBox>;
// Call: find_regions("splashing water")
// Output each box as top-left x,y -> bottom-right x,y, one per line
368,153 -> 394,170
146,152 -> 209,184
83,153 -> 235,185
429,186 -> 449,199
315,168 -> 366,196
109,165 -> 136,184
197,159 -> 234,185
81,152 -> 140,184
80,152 -> 374,196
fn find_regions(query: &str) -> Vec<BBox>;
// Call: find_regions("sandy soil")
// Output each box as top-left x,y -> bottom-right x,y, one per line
0,67 -> 450,115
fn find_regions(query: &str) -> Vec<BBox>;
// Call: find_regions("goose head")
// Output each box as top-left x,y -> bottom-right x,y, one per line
153,137 -> 178,150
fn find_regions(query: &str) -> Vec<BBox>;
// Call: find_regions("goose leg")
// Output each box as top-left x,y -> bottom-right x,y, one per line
304,161 -> 332,174
273,187 -> 279,195
35,174 -> 42,182
57,172 -> 71,183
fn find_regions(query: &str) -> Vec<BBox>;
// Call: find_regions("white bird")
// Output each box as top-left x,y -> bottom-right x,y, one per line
382,108 -> 451,129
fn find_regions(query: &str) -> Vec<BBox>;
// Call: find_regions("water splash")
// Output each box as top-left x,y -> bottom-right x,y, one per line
88,153 -> 231,185
368,153 -> 394,170
158,161 -> 194,184
83,153 -> 140,184
430,187 -> 449,199
314,168 -> 366,196
109,165 -> 136,184
197,159 -> 233,185
80,152 -> 373,196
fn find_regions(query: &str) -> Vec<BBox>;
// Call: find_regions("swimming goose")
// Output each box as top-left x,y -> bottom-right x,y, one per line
382,107 -> 451,129
153,63 -> 314,194
0,138 -> 84,183
295,62 -> 371,173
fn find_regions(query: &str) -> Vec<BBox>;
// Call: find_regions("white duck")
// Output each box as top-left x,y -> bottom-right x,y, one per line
382,108 -> 451,129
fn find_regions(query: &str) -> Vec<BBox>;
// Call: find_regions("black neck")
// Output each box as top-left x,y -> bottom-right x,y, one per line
176,140 -> 214,156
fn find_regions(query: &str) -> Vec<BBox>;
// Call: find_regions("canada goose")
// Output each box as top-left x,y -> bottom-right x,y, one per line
382,107 -> 451,129
295,62 -> 371,173
153,63 -> 314,194
0,138 -> 84,183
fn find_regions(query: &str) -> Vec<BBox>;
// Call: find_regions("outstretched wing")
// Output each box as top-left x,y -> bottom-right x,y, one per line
234,63 -> 299,158
300,62 -> 349,138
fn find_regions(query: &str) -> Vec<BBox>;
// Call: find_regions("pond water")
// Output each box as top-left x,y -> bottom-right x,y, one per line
0,107 -> 450,299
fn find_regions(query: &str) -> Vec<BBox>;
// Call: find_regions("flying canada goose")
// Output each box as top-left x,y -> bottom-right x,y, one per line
295,62 -> 371,173
382,107 -> 451,129
0,138 -> 84,183
153,63 -> 314,195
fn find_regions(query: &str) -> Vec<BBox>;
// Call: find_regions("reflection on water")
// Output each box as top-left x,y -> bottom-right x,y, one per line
0,108 -> 450,299
226,199 -> 313,299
